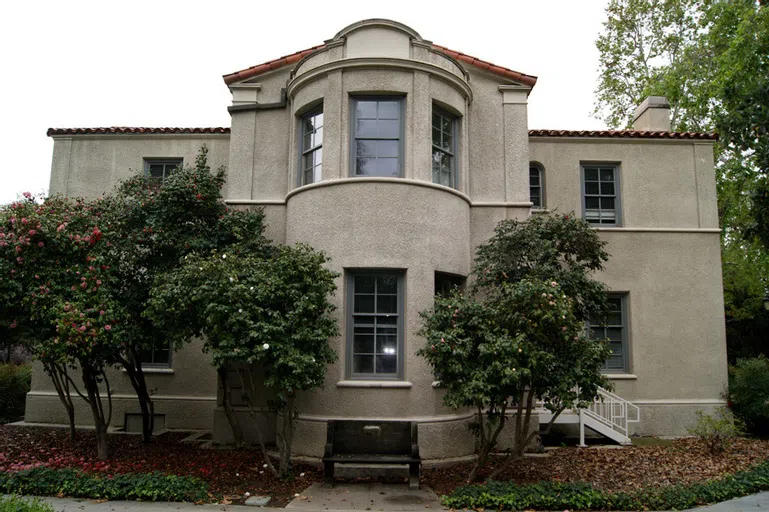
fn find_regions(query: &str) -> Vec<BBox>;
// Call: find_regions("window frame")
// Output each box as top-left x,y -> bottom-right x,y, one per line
298,105 -> 324,186
434,271 -> 465,298
529,163 -> 545,209
143,158 -> 183,184
138,340 -> 172,369
581,163 -> 622,226
431,105 -> 458,189
345,270 -> 406,381
589,294 -> 630,374
349,96 -> 405,178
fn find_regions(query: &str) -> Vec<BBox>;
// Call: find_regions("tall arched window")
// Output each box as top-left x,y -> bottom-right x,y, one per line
529,163 -> 545,209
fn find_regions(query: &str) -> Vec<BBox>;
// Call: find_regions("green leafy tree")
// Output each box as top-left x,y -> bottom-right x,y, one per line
0,194 -> 122,458
147,245 -> 339,478
595,0 -> 769,359
418,213 -> 611,483
96,146 -> 268,443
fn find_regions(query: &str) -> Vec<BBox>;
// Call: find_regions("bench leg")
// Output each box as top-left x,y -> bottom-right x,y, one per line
409,463 -> 420,490
323,461 -> 334,488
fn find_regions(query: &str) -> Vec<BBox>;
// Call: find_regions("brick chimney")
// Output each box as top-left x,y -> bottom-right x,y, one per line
632,96 -> 671,132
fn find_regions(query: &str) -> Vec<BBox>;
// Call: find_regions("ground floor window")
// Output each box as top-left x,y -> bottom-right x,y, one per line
589,295 -> 629,372
347,271 -> 404,379
434,271 -> 465,298
138,340 -> 172,368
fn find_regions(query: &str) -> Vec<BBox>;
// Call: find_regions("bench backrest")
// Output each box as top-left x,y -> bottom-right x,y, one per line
326,420 -> 418,456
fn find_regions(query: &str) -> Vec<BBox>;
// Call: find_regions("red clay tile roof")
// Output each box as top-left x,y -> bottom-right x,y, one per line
47,127 -> 717,140
222,44 -> 327,85
528,129 -> 717,140
47,127 -> 231,136
222,43 -> 538,87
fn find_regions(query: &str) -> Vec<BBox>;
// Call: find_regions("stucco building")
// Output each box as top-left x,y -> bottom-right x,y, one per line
29,19 -> 727,459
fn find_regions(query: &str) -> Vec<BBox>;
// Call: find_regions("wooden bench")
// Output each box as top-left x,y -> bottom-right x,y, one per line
322,420 -> 421,489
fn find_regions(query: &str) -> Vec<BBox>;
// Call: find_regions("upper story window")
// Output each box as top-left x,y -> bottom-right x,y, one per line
529,164 -> 544,209
351,97 -> 403,177
144,158 -> 182,184
300,107 -> 323,185
582,164 -> 620,226
588,295 -> 629,373
432,106 -> 457,188
138,340 -> 171,368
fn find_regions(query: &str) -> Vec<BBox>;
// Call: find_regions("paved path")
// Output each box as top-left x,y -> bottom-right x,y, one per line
7,489 -> 769,511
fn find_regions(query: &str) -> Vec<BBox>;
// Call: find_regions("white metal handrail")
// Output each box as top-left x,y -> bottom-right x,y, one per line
584,387 -> 640,437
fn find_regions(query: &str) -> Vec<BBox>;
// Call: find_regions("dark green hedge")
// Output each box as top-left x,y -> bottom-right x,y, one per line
0,364 -> 31,424
0,468 -> 208,502
443,459 -> 769,510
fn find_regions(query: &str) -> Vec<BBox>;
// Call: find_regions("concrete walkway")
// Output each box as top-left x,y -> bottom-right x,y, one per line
7,489 -> 769,511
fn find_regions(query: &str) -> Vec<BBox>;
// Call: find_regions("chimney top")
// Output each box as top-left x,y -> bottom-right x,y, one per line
633,96 -> 671,132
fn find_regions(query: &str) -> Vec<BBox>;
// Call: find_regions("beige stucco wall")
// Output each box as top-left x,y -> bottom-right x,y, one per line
49,135 -> 230,198
530,138 -> 727,436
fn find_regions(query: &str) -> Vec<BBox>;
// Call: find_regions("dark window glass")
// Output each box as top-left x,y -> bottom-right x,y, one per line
301,107 -> 323,185
583,165 -> 619,225
349,272 -> 402,378
529,165 -> 543,208
435,272 -> 466,298
144,159 -> 182,184
138,340 -> 171,368
352,98 -> 402,177
588,296 -> 628,372
432,107 -> 457,188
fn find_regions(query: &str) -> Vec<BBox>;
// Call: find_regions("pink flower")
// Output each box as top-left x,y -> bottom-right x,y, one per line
99,310 -> 105,316
551,281 -> 557,287
9,322 -> 17,329
57,224 -> 65,232
562,326 -> 567,331
28,229 -> 36,236
21,218 -> 28,225
80,282 -> 87,289
37,241 -> 44,247
104,325 -> 112,331
96,280 -> 102,285
22,192 -> 32,199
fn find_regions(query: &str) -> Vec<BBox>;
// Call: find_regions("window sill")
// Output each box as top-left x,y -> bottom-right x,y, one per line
121,367 -> 174,375
531,208 -> 550,214
336,380 -> 412,389
602,373 -> 637,380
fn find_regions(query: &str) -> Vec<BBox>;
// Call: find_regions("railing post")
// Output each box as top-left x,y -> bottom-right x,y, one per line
578,409 -> 587,448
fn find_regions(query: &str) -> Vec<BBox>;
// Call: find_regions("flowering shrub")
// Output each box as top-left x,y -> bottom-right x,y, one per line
418,212 -> 611,483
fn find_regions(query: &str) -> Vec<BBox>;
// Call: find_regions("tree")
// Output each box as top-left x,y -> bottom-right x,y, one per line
0,194 -> 122,458
418,212 -> 611,483
147,244 -> 339,478
95,146 -> 269,443
594,0 -> 769,359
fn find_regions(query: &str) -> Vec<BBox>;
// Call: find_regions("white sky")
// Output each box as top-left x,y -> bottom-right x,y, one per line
0,0 -> 609,204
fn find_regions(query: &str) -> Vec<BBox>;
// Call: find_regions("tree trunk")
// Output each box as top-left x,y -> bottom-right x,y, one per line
45,362 -> 77,441
278,394 -> 296,478
121,350 -> 155,443
80,367 -> 111,460
218,366 -> 244,447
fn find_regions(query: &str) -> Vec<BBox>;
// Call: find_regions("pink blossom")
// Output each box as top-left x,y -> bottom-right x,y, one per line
57,224 -> 66,232
104,325 -> 112,331
28,229 -> 36,236
99,310 -> 105,316
9,322 -> 17,329
37,241 -> 44,247
562,326 -> 567,331
22,191 -> 32,199
96,280 -> 102,285
21,218 -> 28,225
551,281 -> 558,287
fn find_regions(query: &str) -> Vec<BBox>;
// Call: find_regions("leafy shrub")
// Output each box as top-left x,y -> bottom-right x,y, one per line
0,495 -> 54,512
687,408 -> 745,454
0,468 -> 208,502
729,356 -> 769,436
0,364 -> 31,424
442,459 -> 769,510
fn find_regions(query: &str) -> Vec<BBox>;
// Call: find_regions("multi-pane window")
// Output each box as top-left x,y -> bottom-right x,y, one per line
582,165 -> 620,225
432,107 -> 456,188
588,295 -> 628,373
144,159 -> 182,184
300,107 -> 323,185
138,340 -> 171,368
352,98 -> 402,177
348,272 -> 403,379
530,165 -> 544,208
435,272 -> 465,298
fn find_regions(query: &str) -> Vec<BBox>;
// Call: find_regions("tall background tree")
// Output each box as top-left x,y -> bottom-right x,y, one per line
594,0 -> 769,361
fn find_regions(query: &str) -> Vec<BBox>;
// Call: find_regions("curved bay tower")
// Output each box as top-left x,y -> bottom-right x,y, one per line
32,19 -> 727,459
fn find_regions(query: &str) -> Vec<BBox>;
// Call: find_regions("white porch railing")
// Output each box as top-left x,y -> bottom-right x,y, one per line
583,386 -> 640,437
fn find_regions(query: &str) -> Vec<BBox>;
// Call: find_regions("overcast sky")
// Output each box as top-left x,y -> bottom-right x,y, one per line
0,0 -> 610,204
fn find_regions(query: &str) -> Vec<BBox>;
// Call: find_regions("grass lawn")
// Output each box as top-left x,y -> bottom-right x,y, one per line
2,425 -> 768,506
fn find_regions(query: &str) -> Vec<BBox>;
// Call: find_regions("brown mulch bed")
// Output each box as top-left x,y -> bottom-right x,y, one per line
424,438 -> 769,497
3,425 -> 769,505
0,425 -> 322,506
